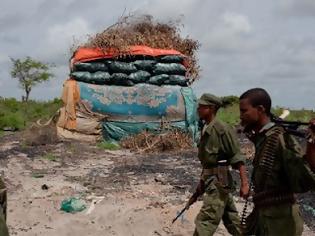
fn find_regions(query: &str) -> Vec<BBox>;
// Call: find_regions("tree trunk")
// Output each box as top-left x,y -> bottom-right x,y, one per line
25,91 -> 30,102
24,87 -> 31,102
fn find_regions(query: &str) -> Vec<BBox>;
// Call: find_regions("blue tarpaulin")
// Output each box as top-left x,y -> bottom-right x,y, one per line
78,82 -> 198,141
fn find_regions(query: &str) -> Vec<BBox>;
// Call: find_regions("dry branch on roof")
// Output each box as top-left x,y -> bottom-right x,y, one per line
73,14 -> 200,83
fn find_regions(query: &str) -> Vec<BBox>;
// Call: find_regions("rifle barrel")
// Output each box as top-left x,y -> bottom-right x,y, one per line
172,207 -> 187,224
274,119 -> 309,126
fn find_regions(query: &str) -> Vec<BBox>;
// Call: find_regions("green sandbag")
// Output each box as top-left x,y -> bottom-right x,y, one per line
164,79 -> 170,84
107,61 -> 138,74
159,55 -> 184,63
148,74 -> 169,85
153,63 -> 186,75
74,62 -> 108,72
91,71 -> 111,84
110,73 -> 134,86
133,60 -> 156,71
165,75 -> 188,86
71,71 -> 91,83
71,71 -> 110,84
129,71 -> 151,83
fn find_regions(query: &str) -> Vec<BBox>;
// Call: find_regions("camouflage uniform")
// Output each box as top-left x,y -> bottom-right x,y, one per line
248,123 -> 315,236
194,118 -> 245,236
0,177 -> 8,236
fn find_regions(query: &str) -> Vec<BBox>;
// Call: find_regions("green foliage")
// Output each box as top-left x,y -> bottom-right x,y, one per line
221,95 -> 239,108
0,98 -> 62,130
42,153 -> 58,162
96,141 -> 120,150
217,104 -> 240,126
272,107 -> 315,122
0,112 -> 25,130
10,57 -> 54,101
217,103 -> 315,126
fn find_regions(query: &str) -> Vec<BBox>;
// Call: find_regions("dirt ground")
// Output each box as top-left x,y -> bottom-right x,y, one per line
0,132 -> 314,236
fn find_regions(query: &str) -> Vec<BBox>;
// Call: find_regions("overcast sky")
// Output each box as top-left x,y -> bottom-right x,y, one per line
1,0 -> 315,109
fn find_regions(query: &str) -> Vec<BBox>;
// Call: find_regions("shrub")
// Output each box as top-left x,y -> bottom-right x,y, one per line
0,98 -> 62,130
0,112 -> 25,130
96,141 -> 120,150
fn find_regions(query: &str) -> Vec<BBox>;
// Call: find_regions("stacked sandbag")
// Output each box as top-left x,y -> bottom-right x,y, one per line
70,55 -> 188,87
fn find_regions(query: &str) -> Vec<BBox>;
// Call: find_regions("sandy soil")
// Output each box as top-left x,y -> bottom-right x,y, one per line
0,133 -> 313,236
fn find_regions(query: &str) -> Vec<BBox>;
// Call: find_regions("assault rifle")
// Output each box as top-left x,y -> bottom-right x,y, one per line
171,190 -> 199,224
242,117 -> 312,142
270,115 -> 309,138
172,179 -> 212,224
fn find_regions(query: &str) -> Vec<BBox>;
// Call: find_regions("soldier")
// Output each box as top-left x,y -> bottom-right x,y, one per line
193,93 -> 249,236
0,176 -> 8,236
239,88 -> 315,236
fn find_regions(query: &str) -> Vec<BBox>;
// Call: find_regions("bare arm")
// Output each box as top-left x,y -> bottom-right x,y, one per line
234,162 -> 250,199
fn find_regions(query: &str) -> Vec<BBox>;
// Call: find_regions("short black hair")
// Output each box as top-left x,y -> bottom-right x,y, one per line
240,88 -> 272,115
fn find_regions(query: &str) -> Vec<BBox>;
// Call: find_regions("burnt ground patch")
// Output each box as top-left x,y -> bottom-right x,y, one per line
70,150 -> 201,197
112,150 -> 201,193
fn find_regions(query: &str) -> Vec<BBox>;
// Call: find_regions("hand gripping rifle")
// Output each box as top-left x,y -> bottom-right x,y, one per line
171,191 -> 198,224
172,179 -> 212,224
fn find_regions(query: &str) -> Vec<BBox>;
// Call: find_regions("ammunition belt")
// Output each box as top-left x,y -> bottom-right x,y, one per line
253,189 -> 295,208
241,126 -> 285,227
257,126 -> 284,176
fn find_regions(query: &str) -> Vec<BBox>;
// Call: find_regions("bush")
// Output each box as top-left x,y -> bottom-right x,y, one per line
221,96 -> 239,107
217,104 -> 240,126
0,112 -> 25,130
216,103 -> 315,126
272,107 -> 315,122
0,98 -> 62,130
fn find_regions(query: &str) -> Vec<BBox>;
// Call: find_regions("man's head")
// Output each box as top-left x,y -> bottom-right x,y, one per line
239,88 -> 271,128
197,93 -> 222,121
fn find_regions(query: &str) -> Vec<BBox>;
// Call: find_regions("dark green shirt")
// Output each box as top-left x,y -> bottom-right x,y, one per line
198,118 -> 244,168
198,118 -> 244,190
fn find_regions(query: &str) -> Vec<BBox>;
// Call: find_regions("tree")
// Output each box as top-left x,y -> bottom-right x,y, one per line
221,95 -> 239,107
10,57 -> 54,102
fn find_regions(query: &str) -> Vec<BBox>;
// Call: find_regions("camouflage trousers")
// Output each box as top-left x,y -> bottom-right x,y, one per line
253,203 -> 303,236
0,177 -> 9,236
193,186 -> 242,236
